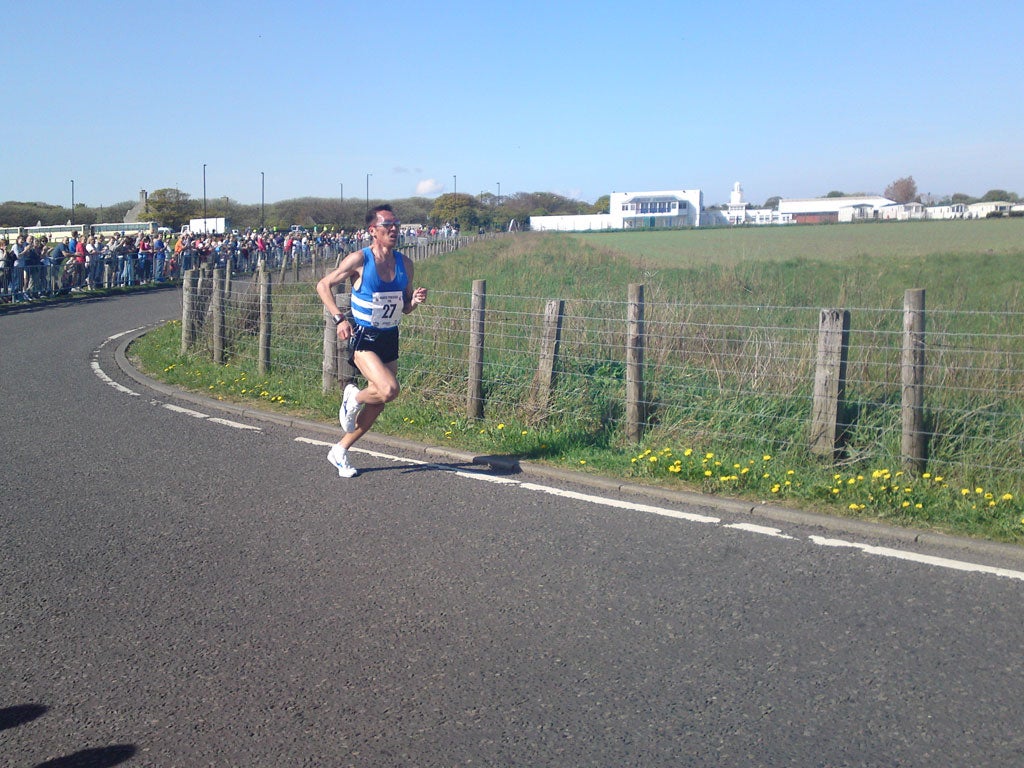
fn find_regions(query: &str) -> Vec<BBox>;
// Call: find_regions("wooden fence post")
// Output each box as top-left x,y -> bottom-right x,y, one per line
809,308 -> 851,458
258,267 -> 272,375
322,306 -> 338,395
467,279 -> 486,419
528,299 -> 565,418
336,292 -> 358,388
181,268 -> 197,354
212,267 -> 225,365
626,283 -> 645,443
902,288 -> 927,473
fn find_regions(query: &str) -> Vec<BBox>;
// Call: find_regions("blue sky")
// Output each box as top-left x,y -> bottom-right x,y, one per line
4,0 -> 1022,209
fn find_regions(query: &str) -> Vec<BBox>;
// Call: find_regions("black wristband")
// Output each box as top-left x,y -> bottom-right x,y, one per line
332,313 -> 344,325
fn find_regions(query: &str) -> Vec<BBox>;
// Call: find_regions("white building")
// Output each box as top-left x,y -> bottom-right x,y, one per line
529,188 -> 703,231
924,203 -> 968,219
714,182 -> 791,226
778,195 -> 896,224
879,201 -> 926,221
967,200 -> 1014,218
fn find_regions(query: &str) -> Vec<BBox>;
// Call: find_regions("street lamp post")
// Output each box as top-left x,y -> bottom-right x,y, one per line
340,182 -> 344,227
453,175 -> 457,230
366,173 -> 372,214
261,171 -> 265,229
202,164 -> 207,234
70,179 -> 75,224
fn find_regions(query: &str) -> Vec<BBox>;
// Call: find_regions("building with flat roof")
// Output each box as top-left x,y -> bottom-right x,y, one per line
530,188 -> 703,231
777,195 -> 896,224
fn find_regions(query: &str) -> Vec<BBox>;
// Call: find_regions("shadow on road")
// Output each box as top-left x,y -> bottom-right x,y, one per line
2,703 -> 137,768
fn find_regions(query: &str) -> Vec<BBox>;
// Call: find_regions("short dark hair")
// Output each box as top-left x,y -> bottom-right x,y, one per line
365,204 -> 395,228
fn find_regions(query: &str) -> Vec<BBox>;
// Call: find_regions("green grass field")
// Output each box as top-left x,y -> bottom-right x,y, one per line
577,217 -> 1024,266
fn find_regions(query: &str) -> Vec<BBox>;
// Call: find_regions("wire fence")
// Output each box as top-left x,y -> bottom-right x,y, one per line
183,269 -> 1024,491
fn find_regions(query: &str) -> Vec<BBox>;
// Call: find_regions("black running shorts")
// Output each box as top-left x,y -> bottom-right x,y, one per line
348,325 -> 400,366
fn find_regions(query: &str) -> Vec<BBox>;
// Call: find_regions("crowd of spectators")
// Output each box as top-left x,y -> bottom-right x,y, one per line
0,223 -> 449,303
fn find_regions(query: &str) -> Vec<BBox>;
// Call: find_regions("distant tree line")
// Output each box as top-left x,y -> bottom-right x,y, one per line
5,178 -> 1017,228
0,189 -> 609,232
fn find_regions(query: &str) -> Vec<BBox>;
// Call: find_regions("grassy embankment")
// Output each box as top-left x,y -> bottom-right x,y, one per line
132,219 -> 1024,542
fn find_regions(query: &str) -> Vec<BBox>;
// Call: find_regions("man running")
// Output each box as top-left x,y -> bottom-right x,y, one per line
315,204 -> 428,477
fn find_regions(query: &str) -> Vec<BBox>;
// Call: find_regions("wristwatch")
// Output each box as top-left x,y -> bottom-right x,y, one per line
332,313 -> 344,325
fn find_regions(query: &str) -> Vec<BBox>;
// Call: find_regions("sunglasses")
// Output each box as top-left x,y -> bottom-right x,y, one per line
376,219 -> 401,229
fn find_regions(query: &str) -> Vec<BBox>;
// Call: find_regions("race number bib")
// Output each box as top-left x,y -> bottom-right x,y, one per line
369,290 -> 404,328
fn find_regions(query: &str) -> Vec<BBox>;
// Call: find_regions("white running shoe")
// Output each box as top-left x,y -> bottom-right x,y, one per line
339,383 -> 364,433
327,444 -> 358,478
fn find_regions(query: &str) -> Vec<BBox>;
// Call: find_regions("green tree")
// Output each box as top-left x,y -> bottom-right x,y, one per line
430,193 -> 478,228
763,196 -> 781,210
140,188 -> 196,229
825,190 -> 847,198
980,189 -> 1017,202
591,195 -> 610,214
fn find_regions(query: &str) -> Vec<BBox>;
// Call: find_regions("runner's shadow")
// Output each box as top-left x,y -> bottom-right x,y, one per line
355,456 -> 522,477
0,704 -> 47,731
2,703 -> 136,767
33,745 -> 136,767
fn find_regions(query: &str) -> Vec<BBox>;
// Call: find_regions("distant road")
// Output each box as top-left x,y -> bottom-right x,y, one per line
2,289 -> 1024,766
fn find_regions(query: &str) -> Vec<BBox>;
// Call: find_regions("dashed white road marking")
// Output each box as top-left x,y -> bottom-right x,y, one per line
92,334 -> 262,433
162,403 -> 208,418
208,417 -> 262,431
90,360 -> 140,396
724,523 -> 795,539
297,436 -> 1024,584
809,536 -> 1024,582
520,482 -> 721,524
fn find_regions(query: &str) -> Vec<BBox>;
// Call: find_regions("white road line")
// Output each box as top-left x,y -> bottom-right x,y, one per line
296,436 -> 1024,584
91,340 -> 262,432
724,523 -> 796,539
163,403 -> 209,418
90,360 -> 139,396
810,536 -> 1024,582
520,482 -> 721,524
208,417 -> 262,431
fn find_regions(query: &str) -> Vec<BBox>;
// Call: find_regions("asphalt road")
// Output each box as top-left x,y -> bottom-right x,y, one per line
2,289 -> 1023,767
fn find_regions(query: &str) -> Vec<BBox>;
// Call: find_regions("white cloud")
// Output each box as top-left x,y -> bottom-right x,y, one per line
416,178 -> 443,196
